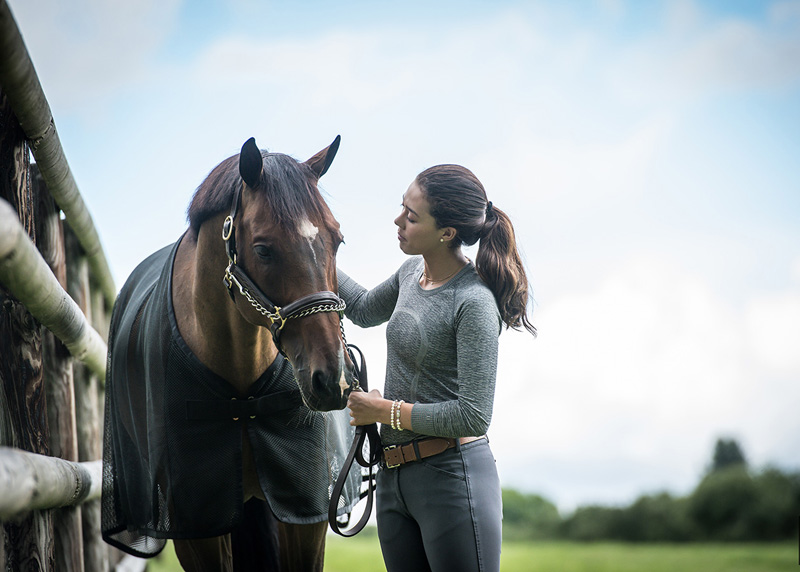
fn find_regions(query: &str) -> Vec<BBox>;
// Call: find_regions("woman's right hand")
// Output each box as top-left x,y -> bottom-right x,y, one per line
347,388 -> 386,426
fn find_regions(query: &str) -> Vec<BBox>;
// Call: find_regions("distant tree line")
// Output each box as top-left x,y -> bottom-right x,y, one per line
503,439 -> 800,542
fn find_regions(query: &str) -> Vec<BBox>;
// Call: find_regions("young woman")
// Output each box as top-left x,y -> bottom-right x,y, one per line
338,164 -> 536,572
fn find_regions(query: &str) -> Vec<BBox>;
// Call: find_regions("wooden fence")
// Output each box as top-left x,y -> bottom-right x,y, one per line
0,2 -> 145,570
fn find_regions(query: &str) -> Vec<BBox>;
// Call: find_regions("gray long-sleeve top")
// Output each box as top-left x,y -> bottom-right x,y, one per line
338,257 -> 502,446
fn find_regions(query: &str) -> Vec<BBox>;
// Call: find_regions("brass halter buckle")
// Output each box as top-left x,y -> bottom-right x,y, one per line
222,215 -> 234,241
266,309 -> 287,332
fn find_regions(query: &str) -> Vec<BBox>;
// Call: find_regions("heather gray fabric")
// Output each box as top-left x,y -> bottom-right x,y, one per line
337,257 -> 502,445
102,237 -> 357,558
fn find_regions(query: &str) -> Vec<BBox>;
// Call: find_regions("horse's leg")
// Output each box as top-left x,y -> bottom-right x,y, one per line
174,535 -> 234,572
277,522 -> 327,572
230,498 -> 281,571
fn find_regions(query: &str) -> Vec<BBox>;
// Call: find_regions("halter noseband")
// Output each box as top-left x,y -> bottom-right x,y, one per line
222,182 -> 346,351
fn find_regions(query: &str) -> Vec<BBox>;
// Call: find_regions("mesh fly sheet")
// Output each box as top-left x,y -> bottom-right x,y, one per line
101,237 -> 358,557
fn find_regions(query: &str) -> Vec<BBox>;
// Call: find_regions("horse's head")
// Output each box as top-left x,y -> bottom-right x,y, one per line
220,136 -> 355,411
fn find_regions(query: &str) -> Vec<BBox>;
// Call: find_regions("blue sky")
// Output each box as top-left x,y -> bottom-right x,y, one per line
7,0 -> 800,512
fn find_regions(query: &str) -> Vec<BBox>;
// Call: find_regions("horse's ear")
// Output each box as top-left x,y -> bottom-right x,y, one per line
239,137 -> 264,188
304,135 -> 340,179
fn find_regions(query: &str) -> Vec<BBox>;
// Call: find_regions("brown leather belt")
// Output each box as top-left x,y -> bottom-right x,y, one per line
382,436 -> 484,469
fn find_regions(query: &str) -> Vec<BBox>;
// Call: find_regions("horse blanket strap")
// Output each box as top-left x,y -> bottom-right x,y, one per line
382,437 -> 457,469
186,389 -> 303,421
328,344 -> 381,537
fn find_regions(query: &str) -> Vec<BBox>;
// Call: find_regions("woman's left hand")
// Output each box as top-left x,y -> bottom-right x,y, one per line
347,388 -> 386,426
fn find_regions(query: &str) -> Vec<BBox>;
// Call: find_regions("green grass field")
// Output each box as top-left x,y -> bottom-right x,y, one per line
148,535 -> 796,572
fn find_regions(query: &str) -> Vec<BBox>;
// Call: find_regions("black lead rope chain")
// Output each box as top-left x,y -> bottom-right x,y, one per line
328,343 -> 382,537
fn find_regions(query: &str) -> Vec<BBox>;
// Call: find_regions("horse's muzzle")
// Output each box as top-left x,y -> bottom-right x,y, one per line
295,363 -> 354,412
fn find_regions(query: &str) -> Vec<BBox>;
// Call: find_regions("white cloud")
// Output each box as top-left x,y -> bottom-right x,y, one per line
472,112 -> 675,213
492,255 -> 800,508
746,291 -> 800,374
611,0 -> 800,104
8,0 -> 182,111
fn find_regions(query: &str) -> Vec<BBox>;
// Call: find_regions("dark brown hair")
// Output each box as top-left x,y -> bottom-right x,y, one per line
416,165 -> 536,335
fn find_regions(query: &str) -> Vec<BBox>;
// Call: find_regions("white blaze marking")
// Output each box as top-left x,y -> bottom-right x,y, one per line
298,217 -> 319,240
338,347 -> 349,397
298,217 -> 319,264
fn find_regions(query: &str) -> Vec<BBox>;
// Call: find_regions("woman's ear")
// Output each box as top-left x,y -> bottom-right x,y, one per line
441,227 -> 457,242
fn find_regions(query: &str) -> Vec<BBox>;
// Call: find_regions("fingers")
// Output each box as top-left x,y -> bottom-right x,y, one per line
347,388 -> 384,426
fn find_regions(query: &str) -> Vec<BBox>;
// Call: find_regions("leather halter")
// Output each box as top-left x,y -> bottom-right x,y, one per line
222,182 -> 346,352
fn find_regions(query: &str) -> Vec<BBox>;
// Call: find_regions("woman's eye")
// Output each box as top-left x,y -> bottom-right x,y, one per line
254,245 -> 273,260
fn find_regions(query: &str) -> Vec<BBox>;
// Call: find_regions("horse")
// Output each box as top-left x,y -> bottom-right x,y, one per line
101,136 -> 358,571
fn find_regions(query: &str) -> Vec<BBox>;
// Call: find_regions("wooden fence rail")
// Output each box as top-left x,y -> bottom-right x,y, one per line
0,197 -> 107,379
0,446 -> 102,520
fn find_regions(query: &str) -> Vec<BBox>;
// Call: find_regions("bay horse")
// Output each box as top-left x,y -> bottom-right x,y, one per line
101,136 -> 357,571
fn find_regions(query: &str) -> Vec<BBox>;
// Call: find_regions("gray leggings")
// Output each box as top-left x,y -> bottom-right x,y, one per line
376,438 -> 502,572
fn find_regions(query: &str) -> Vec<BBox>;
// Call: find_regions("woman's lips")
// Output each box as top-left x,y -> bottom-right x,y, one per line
397,233 -> 406,242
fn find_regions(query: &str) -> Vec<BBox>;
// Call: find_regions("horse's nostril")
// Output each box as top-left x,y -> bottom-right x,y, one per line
308,366 -> 351,410
311,369 -> 331,396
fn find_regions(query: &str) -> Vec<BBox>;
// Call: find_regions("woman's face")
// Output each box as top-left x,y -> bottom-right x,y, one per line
394,181 -> 443,256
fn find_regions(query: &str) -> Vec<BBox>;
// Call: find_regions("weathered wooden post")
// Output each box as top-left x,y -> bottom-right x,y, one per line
66,226 -> 111,571
0,86 -> 54,570
34,166 -> 86,571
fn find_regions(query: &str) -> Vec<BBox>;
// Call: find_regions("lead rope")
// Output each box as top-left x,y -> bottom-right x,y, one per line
329,319 -> 381,536
339,316 -> 359,391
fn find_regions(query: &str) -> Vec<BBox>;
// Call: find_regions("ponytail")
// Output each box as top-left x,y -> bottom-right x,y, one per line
416,165 -> 536,336
476,205 -> 536,336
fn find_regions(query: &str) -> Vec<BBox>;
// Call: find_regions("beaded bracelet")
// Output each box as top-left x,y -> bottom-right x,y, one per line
391,400 -> 405,431
390,400 -> 397,430
397,400 -> 405,430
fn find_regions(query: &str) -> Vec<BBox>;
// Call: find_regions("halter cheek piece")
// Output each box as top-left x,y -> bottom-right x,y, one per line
221,182 -> 346,353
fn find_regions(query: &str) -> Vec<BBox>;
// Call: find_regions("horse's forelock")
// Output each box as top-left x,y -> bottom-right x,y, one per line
187,154 -> 239,233
187,152 -> 340,241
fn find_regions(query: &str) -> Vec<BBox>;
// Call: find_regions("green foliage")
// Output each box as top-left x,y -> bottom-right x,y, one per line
556,496 -> 694,543
623,493 -> 696,542
689,465 -> 758,540
503,438 -> 800,543
501,489 -> 561,540
559,504 -> 624,541
689,465 -> 800,541
748,468 -> 800,540
711,438 -> 747,472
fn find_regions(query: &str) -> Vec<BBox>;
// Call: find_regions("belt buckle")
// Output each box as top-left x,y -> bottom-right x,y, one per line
383,445 -> 401,469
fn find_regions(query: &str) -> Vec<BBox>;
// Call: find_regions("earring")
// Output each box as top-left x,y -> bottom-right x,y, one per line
440,238 -> 444,243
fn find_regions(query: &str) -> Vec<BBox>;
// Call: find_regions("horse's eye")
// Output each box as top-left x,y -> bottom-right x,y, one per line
254,245 -> 274,261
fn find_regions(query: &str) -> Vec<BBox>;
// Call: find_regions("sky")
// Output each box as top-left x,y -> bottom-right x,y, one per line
6,0 -> 799,513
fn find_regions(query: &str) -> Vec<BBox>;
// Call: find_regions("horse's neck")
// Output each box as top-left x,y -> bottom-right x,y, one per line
172,221 -> 278,394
